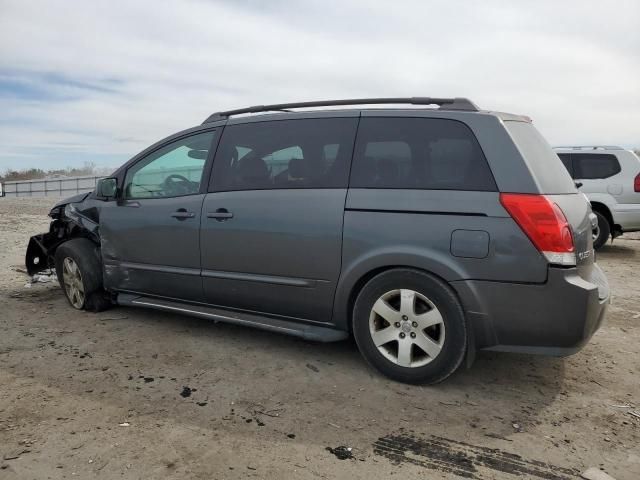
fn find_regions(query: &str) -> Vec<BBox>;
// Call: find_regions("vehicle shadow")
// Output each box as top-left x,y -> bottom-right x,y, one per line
2,288 -> 567,440
112,304 -> 566,420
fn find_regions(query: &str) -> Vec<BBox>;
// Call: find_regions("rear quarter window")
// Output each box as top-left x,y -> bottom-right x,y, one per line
349,117 -> 496,191
572,153 -> 621,179
504,121 -> 576,194
557,153 -> 574,177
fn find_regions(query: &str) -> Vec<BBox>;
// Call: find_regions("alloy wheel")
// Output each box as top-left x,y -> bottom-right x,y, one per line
368,289 -> 445,368
62,257 -> 85,309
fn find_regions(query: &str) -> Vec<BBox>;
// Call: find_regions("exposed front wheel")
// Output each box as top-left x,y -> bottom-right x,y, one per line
61,257 -> 85,308
352,269 -> 467,384
55,238 -> 111,312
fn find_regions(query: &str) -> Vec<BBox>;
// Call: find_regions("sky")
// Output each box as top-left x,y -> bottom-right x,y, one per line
0,0 -> 638,172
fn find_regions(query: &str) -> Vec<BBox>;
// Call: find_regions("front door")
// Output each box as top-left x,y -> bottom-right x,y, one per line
101,130 -> 217,301
200,116 -> 358,323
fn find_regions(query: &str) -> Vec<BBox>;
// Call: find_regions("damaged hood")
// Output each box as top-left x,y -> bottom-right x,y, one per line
52,192 -> 91,210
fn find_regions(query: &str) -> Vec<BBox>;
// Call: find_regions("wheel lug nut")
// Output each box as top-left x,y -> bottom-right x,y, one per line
410,332 -> 416,338
394,322 -> 401,328
412,321 -> 418,328
402,315 -> 408,320
399,332 -> 406,339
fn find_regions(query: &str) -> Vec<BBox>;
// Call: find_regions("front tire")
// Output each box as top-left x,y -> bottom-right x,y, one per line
592,211 -> 611,250
55,238 -> 110,312
352,269 -> 467,384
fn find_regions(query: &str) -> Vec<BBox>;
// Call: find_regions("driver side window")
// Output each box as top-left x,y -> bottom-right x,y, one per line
124,131 -> 216,199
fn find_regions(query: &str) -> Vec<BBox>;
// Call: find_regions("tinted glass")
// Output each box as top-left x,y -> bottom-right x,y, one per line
124,131 -> 216,199
557,153 -> 574,177
505,121 -> 576,194
573,153 -> 621,179
212,118 -> 358,191
350,118 -> 496,191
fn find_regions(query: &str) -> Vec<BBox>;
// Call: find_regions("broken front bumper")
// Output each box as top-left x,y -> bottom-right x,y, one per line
25,202 -> 101,276
25,232 -> 57,275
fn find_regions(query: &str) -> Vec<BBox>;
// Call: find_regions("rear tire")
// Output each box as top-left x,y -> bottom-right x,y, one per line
55,238 -> 111,312
592,211 -> 610,250
352,269 -> 467,384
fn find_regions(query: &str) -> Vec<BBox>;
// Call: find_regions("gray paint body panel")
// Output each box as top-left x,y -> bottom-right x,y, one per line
450,230 -> 490,259
200,189 -> 346,322
452,265 -> 608,353
101,195 -> 205,301
332,189 -> 550,329
345,189 -> 508,216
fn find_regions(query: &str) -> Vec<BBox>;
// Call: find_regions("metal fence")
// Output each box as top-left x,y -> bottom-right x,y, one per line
1,175 -> 106,197
0,167 -> 203,198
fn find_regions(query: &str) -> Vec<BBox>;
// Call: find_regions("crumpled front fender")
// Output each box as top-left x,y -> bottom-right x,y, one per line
64,203 -> 99,237
25,200 -> 101,276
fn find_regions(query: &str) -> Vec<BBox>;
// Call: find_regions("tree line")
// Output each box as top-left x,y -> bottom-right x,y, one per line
0,162 -> 108,182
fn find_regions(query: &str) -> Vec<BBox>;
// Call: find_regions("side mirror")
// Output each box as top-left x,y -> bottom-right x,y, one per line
96,178 -> 118,200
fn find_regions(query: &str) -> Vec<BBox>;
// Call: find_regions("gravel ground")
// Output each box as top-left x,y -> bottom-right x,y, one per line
0,196 -> 639,480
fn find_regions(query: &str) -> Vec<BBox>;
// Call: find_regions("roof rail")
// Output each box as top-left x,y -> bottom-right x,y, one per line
203,97 -> 479,123
554,145 -> 624,151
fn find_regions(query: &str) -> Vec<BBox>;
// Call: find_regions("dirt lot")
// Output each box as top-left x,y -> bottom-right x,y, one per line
0,197 -> 639,480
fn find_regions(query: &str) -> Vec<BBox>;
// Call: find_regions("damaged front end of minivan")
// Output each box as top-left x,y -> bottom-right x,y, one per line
25,192 -> 101,275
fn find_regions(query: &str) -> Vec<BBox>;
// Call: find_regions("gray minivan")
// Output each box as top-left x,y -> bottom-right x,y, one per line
26,97 -> 609,384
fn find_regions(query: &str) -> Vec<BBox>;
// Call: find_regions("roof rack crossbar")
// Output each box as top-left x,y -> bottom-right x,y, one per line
203,97 -> 479,123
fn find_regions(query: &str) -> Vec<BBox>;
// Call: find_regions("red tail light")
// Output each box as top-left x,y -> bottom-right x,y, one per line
500,193 -> 575,266
634,172 -> 640,192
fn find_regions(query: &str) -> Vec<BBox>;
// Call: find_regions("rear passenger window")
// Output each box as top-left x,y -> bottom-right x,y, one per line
350,118 -> 496,191
573,153 -> 621,179
211,118 -> 358,191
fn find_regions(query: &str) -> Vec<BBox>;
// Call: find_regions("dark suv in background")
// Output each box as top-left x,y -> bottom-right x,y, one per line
26,97 -> 610,384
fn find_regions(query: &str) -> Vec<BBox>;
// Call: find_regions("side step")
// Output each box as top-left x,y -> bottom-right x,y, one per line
116,294 -> 348,343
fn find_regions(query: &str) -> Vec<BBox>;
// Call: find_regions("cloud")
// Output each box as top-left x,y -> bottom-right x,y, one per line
0,0 -> 638,171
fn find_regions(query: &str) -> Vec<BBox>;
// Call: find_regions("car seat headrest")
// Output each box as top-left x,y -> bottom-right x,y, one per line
288,158 -> 307,179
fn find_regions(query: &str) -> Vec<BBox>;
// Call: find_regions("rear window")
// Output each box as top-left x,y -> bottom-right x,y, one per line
573,153 -> 621,179
349,117 -> 496,191
505,121 -> 576,194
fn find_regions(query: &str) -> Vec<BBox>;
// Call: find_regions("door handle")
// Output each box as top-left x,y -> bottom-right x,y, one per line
207,208 -> 233,221
171,209 -> 196,220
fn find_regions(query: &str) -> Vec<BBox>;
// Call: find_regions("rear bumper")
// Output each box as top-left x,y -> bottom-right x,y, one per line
452,265 -> 609,356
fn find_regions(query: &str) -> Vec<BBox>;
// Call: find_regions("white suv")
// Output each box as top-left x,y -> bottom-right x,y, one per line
555,146 -> 640,249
